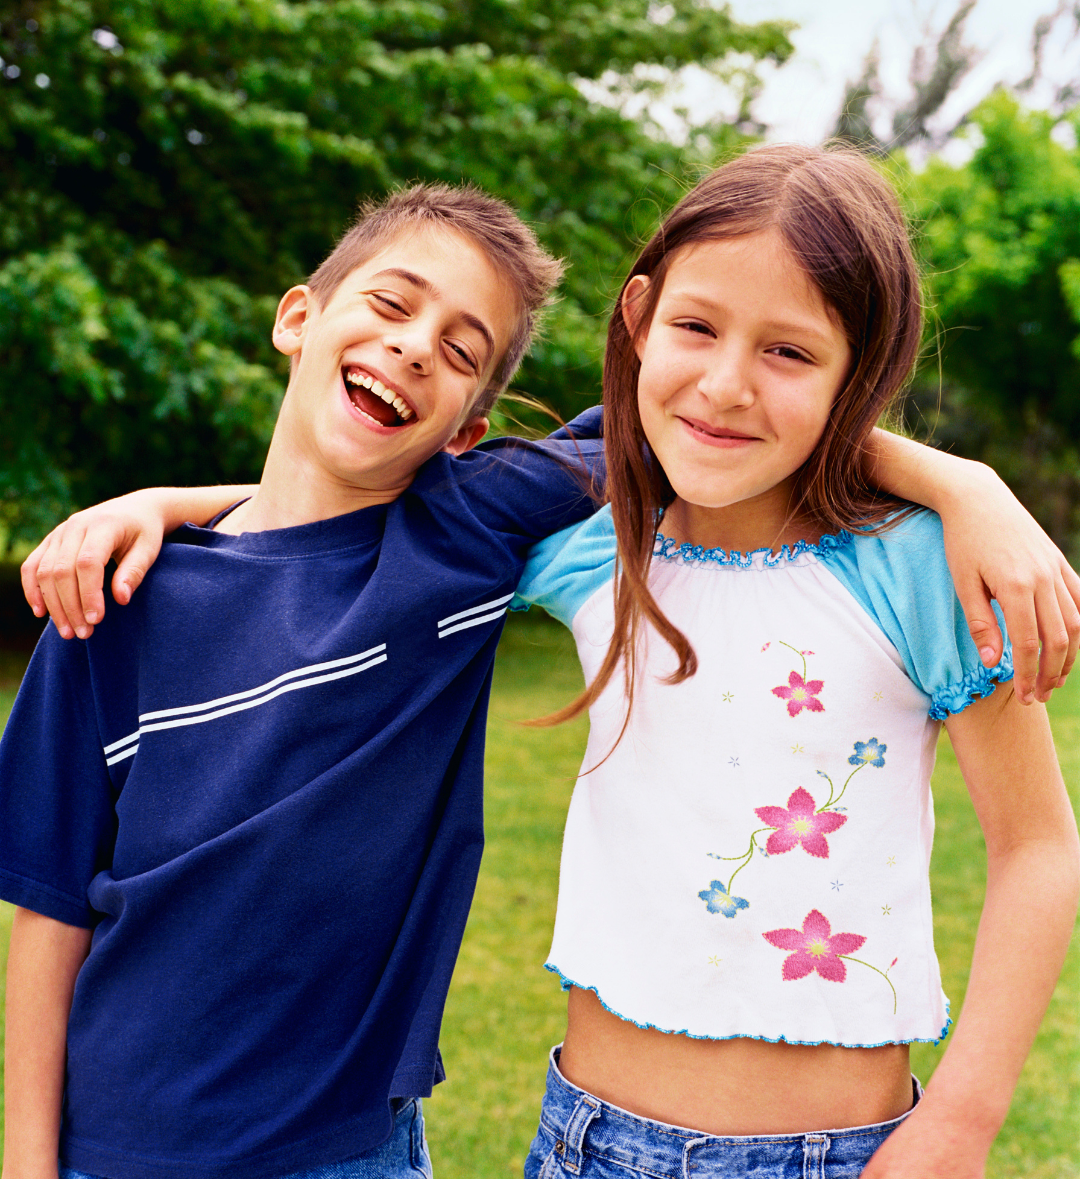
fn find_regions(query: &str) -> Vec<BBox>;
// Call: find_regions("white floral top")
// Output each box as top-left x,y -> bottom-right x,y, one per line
512,508 -> 1012,1047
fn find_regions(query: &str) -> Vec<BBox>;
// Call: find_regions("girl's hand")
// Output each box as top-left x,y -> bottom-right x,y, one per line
938,464 -> 1080,706
859,1101 -> 989,1178
21,493 -> 171,639
21,486 -> 253,639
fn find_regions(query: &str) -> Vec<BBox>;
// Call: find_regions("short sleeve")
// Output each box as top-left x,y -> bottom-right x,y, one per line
419,407 -> 606,544
0,628 -> 118,926
822,510 -> 1014,719
512,505 -> 618,629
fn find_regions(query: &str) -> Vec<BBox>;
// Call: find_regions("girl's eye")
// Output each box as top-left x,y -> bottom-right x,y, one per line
770,345 -> 811,363
676,320 -> 714,337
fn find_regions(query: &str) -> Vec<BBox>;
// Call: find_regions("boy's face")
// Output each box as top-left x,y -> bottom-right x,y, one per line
272,226 -> 516,494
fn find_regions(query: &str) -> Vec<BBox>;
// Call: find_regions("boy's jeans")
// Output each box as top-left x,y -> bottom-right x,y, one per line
60,1096 -> 433,1179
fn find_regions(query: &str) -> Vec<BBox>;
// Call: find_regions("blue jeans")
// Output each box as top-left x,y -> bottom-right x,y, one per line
61,1097 -> 433,1179
525,1048 -> 920,1179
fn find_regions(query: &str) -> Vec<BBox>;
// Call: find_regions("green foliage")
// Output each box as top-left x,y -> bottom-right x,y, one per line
902,93 -> 1080,553
0,0 -> 791,545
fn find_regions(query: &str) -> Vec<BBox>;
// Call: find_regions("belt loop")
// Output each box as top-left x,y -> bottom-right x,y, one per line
555,1093 -> 601,1175
802,1132 -> 830,1179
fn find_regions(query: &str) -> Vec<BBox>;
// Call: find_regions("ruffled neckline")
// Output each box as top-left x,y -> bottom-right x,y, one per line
653,529 -> 853,570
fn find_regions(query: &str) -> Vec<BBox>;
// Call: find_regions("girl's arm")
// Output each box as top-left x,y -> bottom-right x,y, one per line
861,684 -> 1080,1178
867,429 -> 1080,706
20,486 -> 256,640
2,908 -> 93,1179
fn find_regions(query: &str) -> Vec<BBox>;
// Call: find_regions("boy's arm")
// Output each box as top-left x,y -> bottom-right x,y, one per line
21,486 -> 256,640
860,685 -> 1079,1178
2,908 -> 92,1179
867,429 -> 1080,705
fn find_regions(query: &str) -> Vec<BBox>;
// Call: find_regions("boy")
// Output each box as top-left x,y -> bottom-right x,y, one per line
0,184 -> 605,1179
6,181 -> 1080,1179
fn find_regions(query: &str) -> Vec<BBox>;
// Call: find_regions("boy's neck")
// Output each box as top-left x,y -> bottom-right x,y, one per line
214,438 -> 412,535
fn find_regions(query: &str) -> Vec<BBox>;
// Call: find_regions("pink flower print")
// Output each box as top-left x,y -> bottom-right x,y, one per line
772,671 -> 825,716
764,909 -> 866,983
755,788 -> 846,858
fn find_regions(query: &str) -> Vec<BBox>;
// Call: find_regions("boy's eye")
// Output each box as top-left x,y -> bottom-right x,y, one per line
373,293 -> 407,314
447,341 -> 478,372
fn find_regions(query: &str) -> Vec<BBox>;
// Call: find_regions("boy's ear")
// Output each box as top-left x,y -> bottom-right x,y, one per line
442,416 -> 490,456
272,286 -> 314,357
621,275 -> 652,362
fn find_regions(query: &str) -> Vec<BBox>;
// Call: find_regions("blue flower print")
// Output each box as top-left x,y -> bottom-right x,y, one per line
848,738 -> 886,768
698,880 -> 750,918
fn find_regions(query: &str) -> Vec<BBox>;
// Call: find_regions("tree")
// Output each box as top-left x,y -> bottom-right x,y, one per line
0,0 -> 791,545
900,92 -> 1080,554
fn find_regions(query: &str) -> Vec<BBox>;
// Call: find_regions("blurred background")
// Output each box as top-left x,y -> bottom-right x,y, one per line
2,0 -> 1079,563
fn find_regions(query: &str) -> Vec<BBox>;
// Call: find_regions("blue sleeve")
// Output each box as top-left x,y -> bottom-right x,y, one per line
822,511 -> 1014,719
512,505 -> 618,629
419,407 -> 606,545
0,628 -> 118,927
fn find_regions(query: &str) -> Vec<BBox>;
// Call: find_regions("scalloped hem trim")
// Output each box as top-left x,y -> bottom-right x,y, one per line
547,965 -> 953,1048
928,654 -> 1015,720
653,529 -> 853,570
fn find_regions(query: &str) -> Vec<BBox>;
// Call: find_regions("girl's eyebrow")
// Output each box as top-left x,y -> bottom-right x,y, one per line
668,290 -> 837,347
369,267 -> 496,364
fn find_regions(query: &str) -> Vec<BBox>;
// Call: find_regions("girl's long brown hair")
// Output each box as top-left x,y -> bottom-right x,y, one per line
539,143 -> 924,732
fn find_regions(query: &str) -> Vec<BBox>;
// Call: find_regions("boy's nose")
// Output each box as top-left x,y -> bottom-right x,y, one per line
386,328 -> 434,374
388,342 -> 429,373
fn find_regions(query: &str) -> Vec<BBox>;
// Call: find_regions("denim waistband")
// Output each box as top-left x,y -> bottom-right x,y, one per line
536,1046 -> 921,1176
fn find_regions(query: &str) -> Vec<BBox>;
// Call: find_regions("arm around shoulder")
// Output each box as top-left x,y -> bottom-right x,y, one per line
865,429 -> 1080,705
21,485 -> 256,640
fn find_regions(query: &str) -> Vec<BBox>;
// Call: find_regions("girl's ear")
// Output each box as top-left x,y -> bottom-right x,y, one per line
621,276 -> 652,361
272,286 -> 313,357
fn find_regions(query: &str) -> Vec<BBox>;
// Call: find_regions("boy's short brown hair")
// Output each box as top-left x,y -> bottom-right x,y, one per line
307,183 -> 565,416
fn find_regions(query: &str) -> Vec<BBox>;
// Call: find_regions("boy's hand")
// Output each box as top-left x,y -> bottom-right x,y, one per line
940,464 -> 1080,705
21,492 -> 170,639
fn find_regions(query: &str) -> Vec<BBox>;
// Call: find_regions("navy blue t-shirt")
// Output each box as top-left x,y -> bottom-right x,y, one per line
0,411 -> 602,1179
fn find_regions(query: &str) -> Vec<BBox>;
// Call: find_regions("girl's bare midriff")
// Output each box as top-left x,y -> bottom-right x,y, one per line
558,986 -> 914,1136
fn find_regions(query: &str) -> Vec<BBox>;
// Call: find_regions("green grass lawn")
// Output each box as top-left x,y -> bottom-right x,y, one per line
0,613 -> 1077,1174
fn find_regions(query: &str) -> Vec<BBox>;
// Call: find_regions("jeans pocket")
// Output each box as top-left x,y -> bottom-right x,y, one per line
407,1100 -> 434,1178
537,1148 -> 567,1179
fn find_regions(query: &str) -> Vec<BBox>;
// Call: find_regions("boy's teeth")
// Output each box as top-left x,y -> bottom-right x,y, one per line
343,367 -> 415,422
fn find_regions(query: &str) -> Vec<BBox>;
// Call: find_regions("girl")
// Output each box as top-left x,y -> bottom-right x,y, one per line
513,145 -> 1079,1178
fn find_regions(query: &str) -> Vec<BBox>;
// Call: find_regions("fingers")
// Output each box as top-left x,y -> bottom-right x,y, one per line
110,533 -> 161,606
1057,561 -> 1080,685
35,518 -> 103,640
977,569 -> 1041,705
955,574 -> 1003,669
20,540 -> 49,621
1040,573 -> 1080,696
23,524 -> 83,639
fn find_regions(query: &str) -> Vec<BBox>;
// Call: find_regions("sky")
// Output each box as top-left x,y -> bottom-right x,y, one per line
639,0 -> 1080,150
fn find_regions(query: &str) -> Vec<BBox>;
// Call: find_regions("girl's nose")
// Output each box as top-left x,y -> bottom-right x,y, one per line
698,345 -> 755,408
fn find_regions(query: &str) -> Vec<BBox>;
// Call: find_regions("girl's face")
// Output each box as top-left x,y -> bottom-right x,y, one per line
628,229 -> 852,540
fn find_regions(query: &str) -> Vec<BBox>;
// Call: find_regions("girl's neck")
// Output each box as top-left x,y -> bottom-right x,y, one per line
661,482 -> 824,556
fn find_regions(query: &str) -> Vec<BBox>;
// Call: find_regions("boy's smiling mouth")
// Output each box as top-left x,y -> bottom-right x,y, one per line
342,366 -> 416,428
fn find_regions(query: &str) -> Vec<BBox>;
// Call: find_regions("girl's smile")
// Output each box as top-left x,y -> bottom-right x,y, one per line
628,228 -> 851,552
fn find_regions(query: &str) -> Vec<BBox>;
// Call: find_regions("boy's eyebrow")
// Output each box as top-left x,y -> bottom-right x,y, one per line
370,267 -> 496,364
